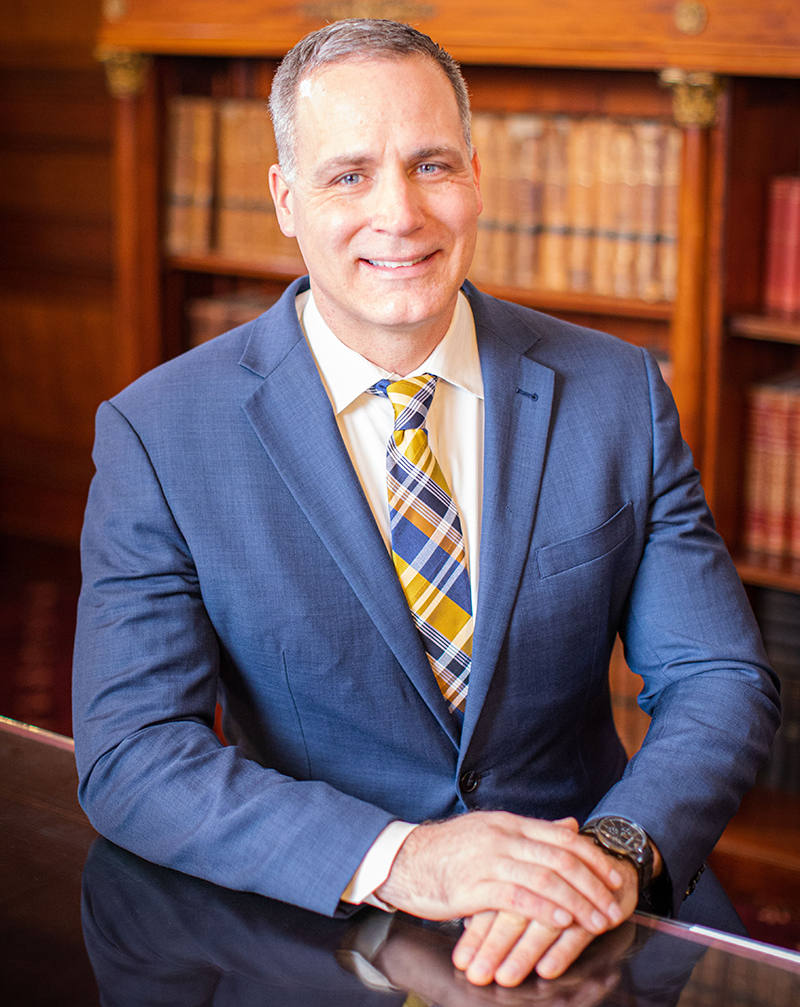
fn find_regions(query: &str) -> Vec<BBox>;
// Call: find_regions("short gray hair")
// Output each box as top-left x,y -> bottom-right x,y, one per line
269,19 -> 472,181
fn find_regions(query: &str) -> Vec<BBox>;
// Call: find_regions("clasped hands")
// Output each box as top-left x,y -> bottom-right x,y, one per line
375,811 -> 642,987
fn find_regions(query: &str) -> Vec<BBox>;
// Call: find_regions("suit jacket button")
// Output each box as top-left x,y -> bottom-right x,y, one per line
460,771 -> 480,794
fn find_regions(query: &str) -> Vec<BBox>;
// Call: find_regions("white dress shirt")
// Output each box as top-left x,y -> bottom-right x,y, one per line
296,288 -> 485,907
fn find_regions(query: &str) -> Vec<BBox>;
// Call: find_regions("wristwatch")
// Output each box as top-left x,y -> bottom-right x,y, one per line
579,816 -> 654,893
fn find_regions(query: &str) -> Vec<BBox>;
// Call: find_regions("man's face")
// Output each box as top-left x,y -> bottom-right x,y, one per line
269,56 -> 482,360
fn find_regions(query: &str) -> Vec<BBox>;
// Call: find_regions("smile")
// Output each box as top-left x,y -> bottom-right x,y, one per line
364,254 -> 432,268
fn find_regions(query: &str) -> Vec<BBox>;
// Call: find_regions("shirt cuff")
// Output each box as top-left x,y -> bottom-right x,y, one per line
340,820 -> 419,910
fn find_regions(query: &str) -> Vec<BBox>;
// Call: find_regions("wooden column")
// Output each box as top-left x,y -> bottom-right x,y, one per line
660,69 -> 722,472
99,49 -> 162,392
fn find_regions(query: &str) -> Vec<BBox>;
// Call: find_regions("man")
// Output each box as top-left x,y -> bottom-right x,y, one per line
73,19 -> 779,988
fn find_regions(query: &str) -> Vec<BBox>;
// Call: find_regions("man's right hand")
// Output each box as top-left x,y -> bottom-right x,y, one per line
374,811 -> 625,934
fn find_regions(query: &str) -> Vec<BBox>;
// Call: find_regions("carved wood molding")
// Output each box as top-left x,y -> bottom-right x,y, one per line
96,47 -> 152,98
659,68 -> 722,128
300,1 -> 437,22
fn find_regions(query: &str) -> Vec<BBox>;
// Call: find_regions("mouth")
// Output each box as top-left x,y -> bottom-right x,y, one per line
362,253 -> 435,269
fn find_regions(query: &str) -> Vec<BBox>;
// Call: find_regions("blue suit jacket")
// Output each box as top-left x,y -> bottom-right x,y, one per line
73,278 -> 779,919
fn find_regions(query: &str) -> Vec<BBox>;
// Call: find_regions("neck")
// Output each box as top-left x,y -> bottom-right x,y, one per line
310,294 -> 458,376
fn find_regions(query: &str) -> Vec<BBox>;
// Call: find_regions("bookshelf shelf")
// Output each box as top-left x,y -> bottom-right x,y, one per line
735,554 -> 800,595
477,284 -> 673,323
730,314 -> 800,346
167,255 -> 674,324
168,252 -> 304,282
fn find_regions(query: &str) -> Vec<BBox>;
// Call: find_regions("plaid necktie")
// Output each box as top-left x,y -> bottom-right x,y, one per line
369,374 -> 472,714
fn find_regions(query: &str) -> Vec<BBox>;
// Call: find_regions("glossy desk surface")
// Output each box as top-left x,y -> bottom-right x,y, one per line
3,717 -> 800,1007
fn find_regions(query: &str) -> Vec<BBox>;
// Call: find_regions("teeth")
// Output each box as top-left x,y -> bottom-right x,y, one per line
367,256 -> 427,268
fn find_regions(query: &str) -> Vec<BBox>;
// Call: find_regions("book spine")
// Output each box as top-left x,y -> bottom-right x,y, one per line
790,391 -> 800,562
634,121 -> 663,302
188,99 -> 215,254
540,117 -> 570,291
612,123 -> 638,299
743,385 -> 772,554
509,114 -> 544,291
657,126 -> 682,303
566,118 -> 595,293
591,119 -> 618,297
216,100 -> 249,259
765,176 -> 800,317
763,387 -> 794,556
469,111 -> 497,286
164,98 -> 193,255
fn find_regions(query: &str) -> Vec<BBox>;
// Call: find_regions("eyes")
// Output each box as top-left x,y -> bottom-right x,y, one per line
333,161 -> 449,187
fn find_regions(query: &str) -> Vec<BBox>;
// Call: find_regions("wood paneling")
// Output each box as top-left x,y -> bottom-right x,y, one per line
0,1 -> 116,543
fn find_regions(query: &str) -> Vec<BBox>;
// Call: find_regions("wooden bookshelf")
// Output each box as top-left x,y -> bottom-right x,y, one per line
96,0 -> 800,921
731,314 -> 800,346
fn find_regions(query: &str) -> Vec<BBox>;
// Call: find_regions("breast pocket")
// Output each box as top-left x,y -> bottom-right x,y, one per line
536,502 -> 635,579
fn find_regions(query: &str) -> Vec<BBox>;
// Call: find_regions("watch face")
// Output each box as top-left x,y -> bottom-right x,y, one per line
595,817 -> 646,855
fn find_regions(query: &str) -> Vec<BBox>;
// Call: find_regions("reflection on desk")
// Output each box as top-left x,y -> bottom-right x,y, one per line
82,837 -> 800,1007
3,717 -> 800,1007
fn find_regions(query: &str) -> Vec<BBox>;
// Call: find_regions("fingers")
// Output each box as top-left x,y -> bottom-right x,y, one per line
497,837 -> 624,932
456,915 -> 594,987
533,925 -> 597,980
512,817 -> 625,894
455,910 -> 534,985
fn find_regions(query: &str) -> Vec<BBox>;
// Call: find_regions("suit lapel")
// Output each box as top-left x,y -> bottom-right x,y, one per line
239,280 -> 460,748
459,285 -> 555,757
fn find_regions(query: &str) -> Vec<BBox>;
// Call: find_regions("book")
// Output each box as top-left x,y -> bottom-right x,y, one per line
216,99 -> 302,265
509,113 -> 545,290
539,117 -> 571,291
743,374 -> 800,557
566,118 -> 596,293
164,97 -> 216,255
764,175 -> 800,318
634,121 -> 664,302
186,290 -> 279,347
469,111 -> 499,285
657,126 -> 682,303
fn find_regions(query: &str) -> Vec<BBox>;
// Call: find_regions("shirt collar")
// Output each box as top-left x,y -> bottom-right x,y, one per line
297,288 -> 484,416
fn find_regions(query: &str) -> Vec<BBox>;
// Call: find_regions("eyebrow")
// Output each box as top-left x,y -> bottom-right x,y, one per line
311,145 -> 467,183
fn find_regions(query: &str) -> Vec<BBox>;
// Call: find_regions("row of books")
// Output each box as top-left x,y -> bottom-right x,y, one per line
742,373 -> 800,560
764,175 -> 800,319
165,96 -> 302,265
164,96 -> 681,304
753,588 -> 800,794
469,112 -> 682,301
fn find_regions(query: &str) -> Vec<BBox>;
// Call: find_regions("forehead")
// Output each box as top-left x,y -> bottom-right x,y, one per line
293,55 -> 464,150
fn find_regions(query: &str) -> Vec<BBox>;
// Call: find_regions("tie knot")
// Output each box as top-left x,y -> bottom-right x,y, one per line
369,374 -> 438,431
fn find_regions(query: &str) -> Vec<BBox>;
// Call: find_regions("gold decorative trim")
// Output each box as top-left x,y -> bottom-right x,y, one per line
673,1 -> 707,37
659,68 -> 721,128
300,1 -> 437,22
95,47 -> 152,98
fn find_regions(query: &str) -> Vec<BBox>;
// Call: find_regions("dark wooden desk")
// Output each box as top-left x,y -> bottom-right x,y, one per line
3,716 -> 800,1006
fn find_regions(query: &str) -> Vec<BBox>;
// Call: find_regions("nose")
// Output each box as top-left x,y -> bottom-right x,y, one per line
369,168 -> 425,235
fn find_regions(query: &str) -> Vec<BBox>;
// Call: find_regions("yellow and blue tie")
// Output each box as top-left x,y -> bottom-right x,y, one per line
370,374 -> 473,714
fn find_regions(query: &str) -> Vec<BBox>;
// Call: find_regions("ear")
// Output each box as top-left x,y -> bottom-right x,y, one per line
471,148 -> 484,217
269,164 -> 297,238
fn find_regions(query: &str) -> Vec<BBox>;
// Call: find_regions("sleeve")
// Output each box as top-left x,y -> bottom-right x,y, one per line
589,349 -> 781,915
72,400 -> 397,917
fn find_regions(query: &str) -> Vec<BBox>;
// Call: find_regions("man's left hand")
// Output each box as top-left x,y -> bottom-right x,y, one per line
452,821 -> 640,987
